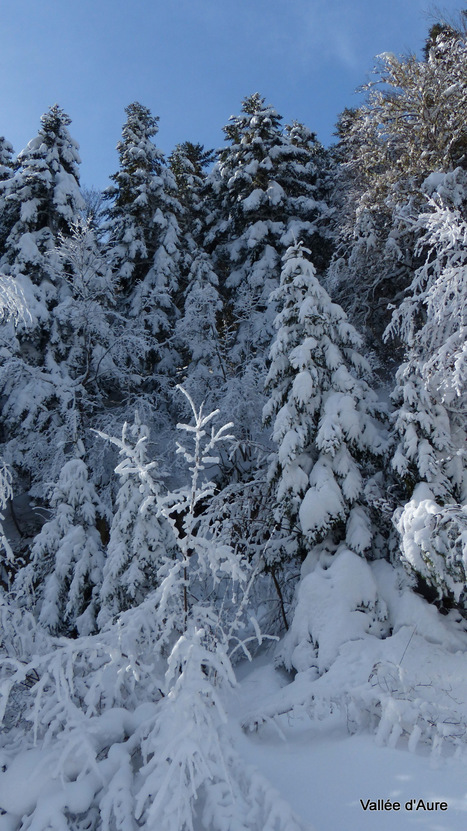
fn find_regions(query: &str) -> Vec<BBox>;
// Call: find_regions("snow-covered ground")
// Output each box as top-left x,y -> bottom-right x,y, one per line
228,657 -> 467,831
1,628 -> 467,830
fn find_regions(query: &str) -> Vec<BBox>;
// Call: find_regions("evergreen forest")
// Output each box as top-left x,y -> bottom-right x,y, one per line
0,16 -> 466,831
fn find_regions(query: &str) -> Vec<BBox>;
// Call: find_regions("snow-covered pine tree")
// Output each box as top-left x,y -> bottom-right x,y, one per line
283,119 -> 333,269
0,104 -> 84,292
169,141 -> 215,244
174,251 -> 226,412
204,93 -> 331,445
264,242 -> 386,565
104,102 -> 165,294
14,455 -> 106,635
0,106 -> 86,499
0,218 -> 133,519
105,103 -> 185,404
0,279 -> 27,586
263,243 -> 389,676
0,135 -> 14,251
0,135 -> 14,180
51,216 -> 146,419
98,413 -> 177,629
44,216 -> 150,502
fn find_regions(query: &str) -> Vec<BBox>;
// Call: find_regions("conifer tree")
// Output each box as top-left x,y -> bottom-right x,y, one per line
0,274 -> 27,585
264,243 -> 386,564
0,105 -> 84,292
207,94 -> 330,354
0,106 -> 87,498
174,251 -> 226,411
104,102 -> 165,294
50,217 -> 141,412
0,135 -> 14,251
0,135 -> 14,180
0,216 -> 134,502
14,455 -> 106,635
205,93 -> 331,448
105,103 -> 185,396
169,141 -> 215,243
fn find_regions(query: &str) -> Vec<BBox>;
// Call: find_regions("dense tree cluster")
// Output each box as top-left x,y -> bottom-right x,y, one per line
0,16 -> 466,830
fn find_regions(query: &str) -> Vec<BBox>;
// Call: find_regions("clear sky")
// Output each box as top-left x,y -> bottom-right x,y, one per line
0,0 -> 463,189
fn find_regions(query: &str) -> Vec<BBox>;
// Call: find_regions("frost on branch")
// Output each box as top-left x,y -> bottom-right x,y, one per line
387,172 -> 467,607
98,412 -> 178,629
396,483 -> 467,609
0,275 -> 27,327
0,461 -> 14,582
0,275 -> 28,578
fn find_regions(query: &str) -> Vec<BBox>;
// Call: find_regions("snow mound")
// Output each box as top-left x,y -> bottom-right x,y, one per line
279,548 -> 388,674
243,558 -> 467,763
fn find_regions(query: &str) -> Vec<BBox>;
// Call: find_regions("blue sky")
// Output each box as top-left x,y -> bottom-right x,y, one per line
0,1 -> 463,189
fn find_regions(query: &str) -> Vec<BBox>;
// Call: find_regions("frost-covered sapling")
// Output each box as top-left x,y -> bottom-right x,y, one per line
96,386 -> 246,643
113,387 -> 306,830
98,412 -> 178,629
